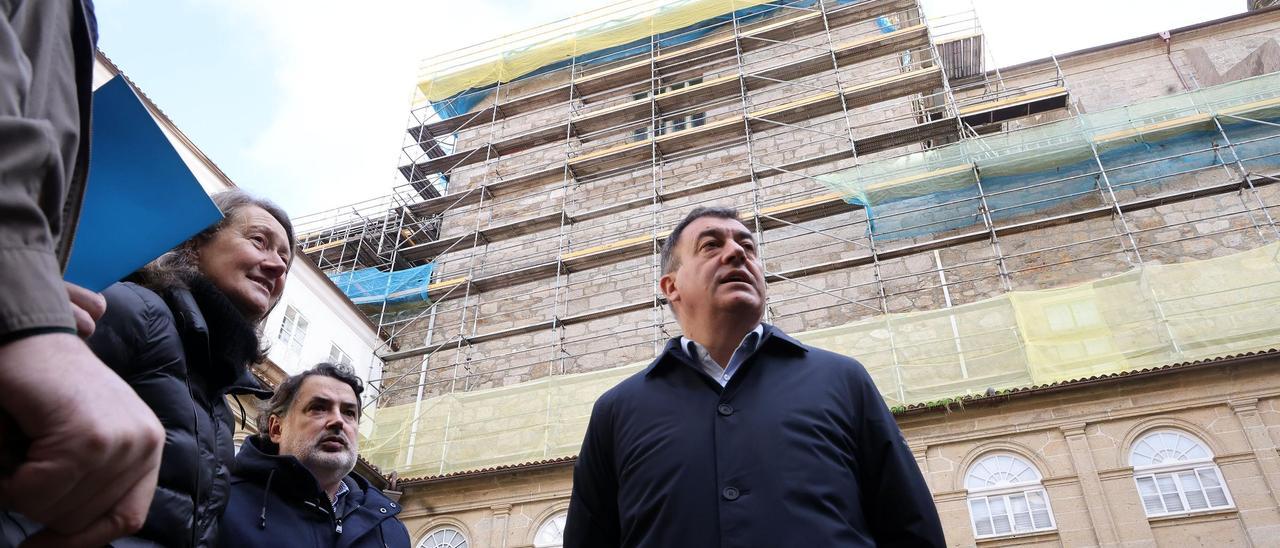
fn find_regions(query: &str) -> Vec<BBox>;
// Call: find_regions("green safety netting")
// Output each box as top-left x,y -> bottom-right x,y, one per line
818,72 -> 1280,240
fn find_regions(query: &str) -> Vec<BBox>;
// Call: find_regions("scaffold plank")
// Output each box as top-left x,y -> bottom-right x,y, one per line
410,0 -> 917,148
561,234 -> 654,261
958,86 -> 1069,126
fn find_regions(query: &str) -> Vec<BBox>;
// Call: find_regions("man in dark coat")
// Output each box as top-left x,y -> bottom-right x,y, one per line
219,364 -> 410,548
564,206 -> 945,547
0,1 -> 164,546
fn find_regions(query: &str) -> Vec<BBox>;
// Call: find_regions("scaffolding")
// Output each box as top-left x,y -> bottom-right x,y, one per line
293,0 -> 1280,476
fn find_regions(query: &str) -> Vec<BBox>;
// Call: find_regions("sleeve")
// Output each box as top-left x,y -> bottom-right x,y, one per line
564,394 -> 621,548
85,283 -> 174,383
851,361 -> 946,547
0,2 -> 77,342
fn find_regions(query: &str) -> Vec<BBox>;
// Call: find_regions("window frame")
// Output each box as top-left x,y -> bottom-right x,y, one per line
967,486 -> 1057,539
1129,430 -> 1234,518
964,453 -> 1058,540
629,77 -> 706,141
532,510 -> 567,548
277,305 -> 309,355
327,343 -> 352,366
417,526 -> 469,548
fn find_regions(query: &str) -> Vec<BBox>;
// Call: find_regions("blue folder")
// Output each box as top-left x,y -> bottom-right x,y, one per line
64,76 -> 223,291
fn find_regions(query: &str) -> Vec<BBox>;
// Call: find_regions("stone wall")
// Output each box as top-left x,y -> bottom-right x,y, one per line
378,5 -> 1280,416
390,354 -> 1280,547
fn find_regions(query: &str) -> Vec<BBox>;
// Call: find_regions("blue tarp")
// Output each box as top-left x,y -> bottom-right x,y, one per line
328,263 -> 436,307
857,114 -> 1280,241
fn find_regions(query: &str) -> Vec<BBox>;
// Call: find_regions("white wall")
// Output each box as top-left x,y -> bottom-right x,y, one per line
93,54 -> 384,400
260,264 -> 384,398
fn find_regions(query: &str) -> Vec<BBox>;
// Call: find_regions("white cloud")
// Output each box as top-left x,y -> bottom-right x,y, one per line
225,0 -> 1240,218
221,0 -> 596,217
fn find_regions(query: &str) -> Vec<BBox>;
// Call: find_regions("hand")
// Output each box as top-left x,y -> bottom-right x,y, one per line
0,333 -> 164,548
64,282 -> 106,338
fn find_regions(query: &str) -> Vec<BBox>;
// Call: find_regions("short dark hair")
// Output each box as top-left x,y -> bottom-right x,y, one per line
659,206 -> 747,275
259,362 -> 364,433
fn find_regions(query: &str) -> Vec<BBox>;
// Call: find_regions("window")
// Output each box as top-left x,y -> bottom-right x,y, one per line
1130,430 -> 1233,517
533,511 -> 567,547
327,343 -> 352,366
418,527 -> 468,548
631,77 -> 706,141
277,306 -> 309,355
965,453 -> 1056,539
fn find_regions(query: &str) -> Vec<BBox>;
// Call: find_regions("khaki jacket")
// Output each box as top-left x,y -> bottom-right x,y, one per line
0,0 -> 96,340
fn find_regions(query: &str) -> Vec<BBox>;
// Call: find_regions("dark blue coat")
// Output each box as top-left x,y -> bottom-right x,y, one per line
565,324 -> 944,548
219,437 -> 411,548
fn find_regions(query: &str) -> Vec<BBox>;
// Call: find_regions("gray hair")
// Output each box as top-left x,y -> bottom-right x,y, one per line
131,189 -> 295,295
659,206 -> 746,275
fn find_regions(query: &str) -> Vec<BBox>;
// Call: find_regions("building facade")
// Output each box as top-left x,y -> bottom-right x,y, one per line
91,54 -> 387,417
300,1 -> 1280,546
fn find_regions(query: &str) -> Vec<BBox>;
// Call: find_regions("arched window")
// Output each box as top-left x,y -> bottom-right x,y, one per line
418,527 -> 468,548
965,453 -> 1056,538
1129,430 -> 1233,517
533,511 -> 567,548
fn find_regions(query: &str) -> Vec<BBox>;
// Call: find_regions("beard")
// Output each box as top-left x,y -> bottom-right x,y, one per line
287,432 -> 357,482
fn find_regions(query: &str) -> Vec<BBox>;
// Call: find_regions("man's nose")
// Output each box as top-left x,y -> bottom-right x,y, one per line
720,240 -> 747,264
322,408 -> 345,428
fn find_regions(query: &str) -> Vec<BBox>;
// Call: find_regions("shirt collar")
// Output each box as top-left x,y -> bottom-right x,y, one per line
680,324 -> 764,363
644,323 -> 807,377
331,478 -> 350,511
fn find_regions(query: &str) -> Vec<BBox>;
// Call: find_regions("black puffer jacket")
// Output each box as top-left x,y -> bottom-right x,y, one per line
86,278 -> 271,547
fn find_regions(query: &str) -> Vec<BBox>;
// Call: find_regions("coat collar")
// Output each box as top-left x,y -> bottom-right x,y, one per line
643,323 -> 808,378
165,276 -> 270,398
236,436 -> 402,521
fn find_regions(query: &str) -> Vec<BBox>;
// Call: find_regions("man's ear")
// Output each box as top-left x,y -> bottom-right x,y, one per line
267,414 -> 284,444
659,272 -> 679,306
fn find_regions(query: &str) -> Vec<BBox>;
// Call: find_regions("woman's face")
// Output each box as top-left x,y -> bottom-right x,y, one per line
197,205 -> 291,321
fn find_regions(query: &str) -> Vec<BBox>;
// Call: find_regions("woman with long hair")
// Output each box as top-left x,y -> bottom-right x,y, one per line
88,189 -> 294,547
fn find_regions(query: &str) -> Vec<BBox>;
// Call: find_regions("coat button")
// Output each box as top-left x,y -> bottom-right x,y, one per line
723,487 -> 740,501
717,403 -> 734,416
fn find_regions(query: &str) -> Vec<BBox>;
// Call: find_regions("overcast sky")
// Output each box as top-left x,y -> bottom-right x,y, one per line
95,0 -> 1244,218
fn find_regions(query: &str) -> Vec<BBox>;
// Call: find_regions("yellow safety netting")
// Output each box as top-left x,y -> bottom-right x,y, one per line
361,242 -> 1280,477
418,0 -> 775,103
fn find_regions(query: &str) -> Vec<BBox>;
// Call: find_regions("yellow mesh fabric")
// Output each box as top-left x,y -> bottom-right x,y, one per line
418,0 -> 775,103
361,243 -> 1280,476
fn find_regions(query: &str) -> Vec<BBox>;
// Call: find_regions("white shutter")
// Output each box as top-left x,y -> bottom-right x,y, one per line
1028,490 -> 1054,529
1178,471 -> 1209,510
1136,476 -> 1166,515
989,496 -> 1012,534
1197,468 -> 1231,507
1156,474 -> 1185,512
969,498 -> 994,537
1009,493 -> 1034,532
